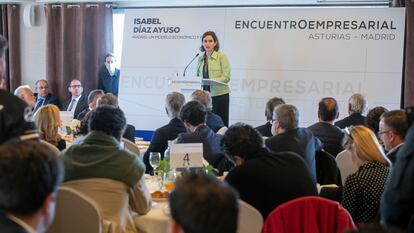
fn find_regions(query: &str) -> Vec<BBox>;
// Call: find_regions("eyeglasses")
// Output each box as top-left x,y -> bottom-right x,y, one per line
70,85 -> 82,88
378,130 -> 391,135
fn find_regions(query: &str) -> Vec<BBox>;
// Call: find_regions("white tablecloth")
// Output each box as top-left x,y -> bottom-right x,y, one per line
134,175 -> 171,233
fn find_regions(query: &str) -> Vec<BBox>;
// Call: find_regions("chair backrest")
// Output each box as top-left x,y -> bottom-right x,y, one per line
263,196 -> 356,233
62,178 -> 136,233
238,200 -> 263,233
122,138 -> 141,159
336,150 -> 358,185
316,149 -> 342,186
46,187 -> 103,233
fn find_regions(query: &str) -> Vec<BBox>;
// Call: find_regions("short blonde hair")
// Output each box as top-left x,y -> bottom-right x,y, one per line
343,125 -> 390,166
34,104 -> 62,146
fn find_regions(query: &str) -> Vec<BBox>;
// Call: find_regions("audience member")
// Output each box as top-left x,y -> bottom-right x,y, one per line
62,79 -> 88,118
192,89 -> 224,132
381,107 -> 414,232
308,97 -> 344,157
0,35 -> 37,144
33,80 -> 60,113
14,85 -> 36,109
169,172 -> 239,233
34,104 -> 66,151
96,93 -> 136,142
177,101 -> 230,174
75,89 -> 104,120
265,104 -> 321,181
0,77 -> 6,90
0,140 -> 63,233
255,97 -> 285,137
60,105 -> 151,233
98,53 -> 120,96
223,123 -> 317,218
366,106 -> 389,138
342,125 -> 390,223
335,93 -> 367,129
143,92 -> 186,173
379,110 -> 407,163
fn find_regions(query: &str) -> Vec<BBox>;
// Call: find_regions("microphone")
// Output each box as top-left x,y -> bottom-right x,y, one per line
183,53 -> 200,77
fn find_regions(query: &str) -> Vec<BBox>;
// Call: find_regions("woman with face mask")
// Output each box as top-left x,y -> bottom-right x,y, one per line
98,53 -> 120,96
196,31 -> 231,127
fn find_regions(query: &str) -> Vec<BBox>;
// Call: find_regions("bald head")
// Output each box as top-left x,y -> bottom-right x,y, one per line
318,97 -> 339,123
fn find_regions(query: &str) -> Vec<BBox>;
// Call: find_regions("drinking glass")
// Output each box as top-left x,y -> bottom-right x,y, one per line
149,152 -> 161,173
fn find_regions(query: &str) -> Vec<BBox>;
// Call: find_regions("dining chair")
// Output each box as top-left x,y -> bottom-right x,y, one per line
238,200 -> 263,233
122,137 -> 141,159
336,149 -> 358,185
46,186 -> 103,233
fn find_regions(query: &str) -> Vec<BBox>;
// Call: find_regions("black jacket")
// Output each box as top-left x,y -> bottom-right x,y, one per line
206,111 -> 224,132
225,148 -> 317,219
143,118 -> 186,173
255,121 -> 272,137
62,95 -> 88,118
265,127 -> 322,182
308,122 -> 344,157
334,113 -> 366,129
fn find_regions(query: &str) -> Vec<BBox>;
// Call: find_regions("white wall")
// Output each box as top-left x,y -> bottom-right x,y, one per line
20,3 -> 47,88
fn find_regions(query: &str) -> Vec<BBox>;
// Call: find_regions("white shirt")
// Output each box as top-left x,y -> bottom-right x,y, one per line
67,95 -> 82,112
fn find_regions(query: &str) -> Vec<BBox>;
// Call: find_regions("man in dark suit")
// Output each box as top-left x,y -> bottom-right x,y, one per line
223,123 -> 317,219
255,97 -> 285,137
265,104 -> 321,182
75,89 -> 104,120
177,101 -> 228,172
379,110 -> 407,163
143,92 -> 186,173
335,93 -> 367,129
33,79 -> 60,112
0,140 -> 63,233
308,97 -> 344,157
381,110 -> 414,232
191,90 -> 224,132
62,79 -> 88,118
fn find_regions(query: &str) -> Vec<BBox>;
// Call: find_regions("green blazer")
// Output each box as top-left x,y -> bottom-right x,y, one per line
196,51 -> 231,97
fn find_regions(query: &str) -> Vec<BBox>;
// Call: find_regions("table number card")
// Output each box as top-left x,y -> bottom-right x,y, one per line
170,143 -> 203,169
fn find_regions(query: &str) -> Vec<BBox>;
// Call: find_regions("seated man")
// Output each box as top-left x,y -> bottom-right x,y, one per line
96,93 -> 135,142
75,89 -> 104,120
265,104 -> 321,181
33,79 -> 60,112
177,101 -> 230,173
335,93 -> 367,129
308,97 -> 344,157
223,123 -> 317,219
62,79 -> 88,118
60,106 -> 151,233
0,140 -> 63,233
379,110 -> 407,163
170,172 -> 239,233
14,85 -> 36,110
255,97 -> 285,137
1,90 -> 37,144
192,90 -> 224,132
144,92 -> 186,173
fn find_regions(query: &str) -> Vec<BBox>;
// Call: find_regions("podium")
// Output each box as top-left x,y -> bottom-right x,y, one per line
168,76 -> 227,94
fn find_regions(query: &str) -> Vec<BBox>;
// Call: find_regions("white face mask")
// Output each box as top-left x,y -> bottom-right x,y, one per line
105,63 -> 116,76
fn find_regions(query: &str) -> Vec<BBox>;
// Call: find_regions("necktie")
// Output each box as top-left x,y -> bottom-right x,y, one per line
67,99 -> 76,111
34,98 -> 44,112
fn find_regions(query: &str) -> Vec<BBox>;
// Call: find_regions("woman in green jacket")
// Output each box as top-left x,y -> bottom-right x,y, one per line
196,31 -> 231,126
